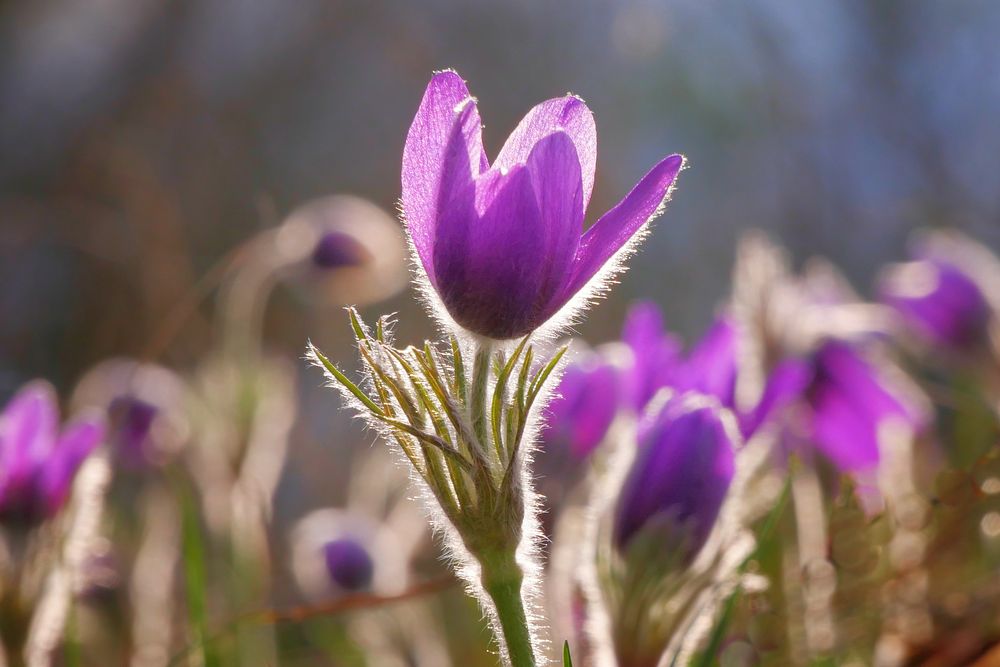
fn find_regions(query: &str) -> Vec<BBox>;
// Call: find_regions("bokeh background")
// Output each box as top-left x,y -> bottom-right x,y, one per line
2,0 -> 1000,582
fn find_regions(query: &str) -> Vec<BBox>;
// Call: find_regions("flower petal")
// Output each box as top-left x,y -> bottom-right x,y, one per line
524,131 -> 584,318
41,417 -> 104,517
0,382 -> 58,497
677,317 -> 739,407
401,71 -> 487,285
433,166 -> 549,338
621,301 -> 682,409
494,96 -> 597,206
432,132 -> 584,338
562,154 -> 684,299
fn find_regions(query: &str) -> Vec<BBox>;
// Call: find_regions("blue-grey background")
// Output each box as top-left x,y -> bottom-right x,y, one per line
2,0 -> 999,392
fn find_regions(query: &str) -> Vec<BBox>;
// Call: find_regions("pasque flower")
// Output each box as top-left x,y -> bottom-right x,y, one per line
0,382 -> 104,526
402,70 -> 684,339
879,254 -> 991,350
323,537 -> 375,592
613,394 -> 736,561
542,353 -> 624,460
746,341 -> 924,472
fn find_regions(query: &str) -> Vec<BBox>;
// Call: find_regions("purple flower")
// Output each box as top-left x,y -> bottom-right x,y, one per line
107,395 -> 158,469
613,395 -> 736,561
879,256 -> 990,350
806,341 -> 923,472
621,301 -> 682,409
0,382 -> 103,526
621,301 -> 741,415
322,537 -> 375,592
543,356 -> 623,459
748,341 -> 924,472
401,71 -> 684,339
311,230 -> 369,269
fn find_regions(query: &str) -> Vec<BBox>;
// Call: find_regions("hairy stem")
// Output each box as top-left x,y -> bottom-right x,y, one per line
480,550 -> 537,667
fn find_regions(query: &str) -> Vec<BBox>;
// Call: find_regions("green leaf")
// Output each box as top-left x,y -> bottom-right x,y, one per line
491,336 -> 530,461
176,473 -> 220,667
563,641 -> 573,667
450,336 -> 467,406
310,344 -> 384,417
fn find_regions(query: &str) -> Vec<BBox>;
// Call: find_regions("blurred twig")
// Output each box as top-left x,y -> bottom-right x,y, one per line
166,575 -> 456,667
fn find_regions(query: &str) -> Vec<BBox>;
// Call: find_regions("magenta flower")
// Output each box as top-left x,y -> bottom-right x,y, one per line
0,382 -> 103,526
542,355 -> 624,459
613,395 -> 735,561
621,301 -> 741,418
746,341 -> 925,472
402,71 -> 684,339
879,255 -> 991,350
322,537 -> 375,592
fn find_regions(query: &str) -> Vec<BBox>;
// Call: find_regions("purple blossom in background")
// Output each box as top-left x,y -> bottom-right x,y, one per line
401,70 -> 684,339
807,341 -> 923,471
322,537 -> 375,592
107,395 -> 158,469
621,301 -> 682,409
613,395 -> 735,562
0,382 -> 103,526
749,341 -> 924,472
542,356 -> 623,459
879,255 -> 991,350
622,301 -> 741,417
311,230 -> 369,269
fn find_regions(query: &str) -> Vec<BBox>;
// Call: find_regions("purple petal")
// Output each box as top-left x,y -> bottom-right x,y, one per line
0,383 -> 59,500
614,396 -> 735,559
543,360 -> 622,459
433,133 -> 583,339
678,317 -> 739,407
879,258 -> 990,349
433,166 -> 546,338
740,359 -> 811,438
401,71 -> 487,286
806,342 -> 922,471
562,154 -> 684,299
621,301 -> 682,409
493,96 -> 597,206
40,418 -> 103,517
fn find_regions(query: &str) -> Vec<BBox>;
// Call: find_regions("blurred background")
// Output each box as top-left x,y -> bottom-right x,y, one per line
4,0 -> 1000,385
2,0 -> 1000,619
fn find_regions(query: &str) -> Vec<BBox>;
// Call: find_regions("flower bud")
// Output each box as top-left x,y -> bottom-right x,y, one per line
72,359 -> 189,470
613,395 -> 736,563
322,537 -> 375,592
311,230 -> 369,269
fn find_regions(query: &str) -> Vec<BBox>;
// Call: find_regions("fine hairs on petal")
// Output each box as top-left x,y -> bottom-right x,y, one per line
536,157 -> 687,344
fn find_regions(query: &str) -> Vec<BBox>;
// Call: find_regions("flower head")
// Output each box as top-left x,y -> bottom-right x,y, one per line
311,230 -> 370,269
72,359 -> 189,470
748,341 -> 925,472
323,537 -> 375,592
542,353 -> 624,460
402,70 -> 684,339
879,255 -> 991,350
0,382 -> 103,526
613,395 -> 736,562
276,195 -> 408,307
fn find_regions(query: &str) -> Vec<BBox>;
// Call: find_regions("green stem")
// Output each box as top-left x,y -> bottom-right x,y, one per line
480,551 -> 537,667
